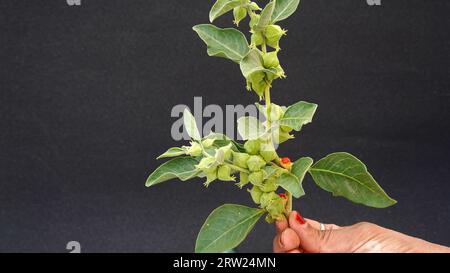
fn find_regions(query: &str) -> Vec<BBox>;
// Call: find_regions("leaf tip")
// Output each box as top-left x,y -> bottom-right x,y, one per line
208,14 -> 215,23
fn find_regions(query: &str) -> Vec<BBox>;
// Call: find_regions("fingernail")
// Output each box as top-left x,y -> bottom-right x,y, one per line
279,231 -> 286,247
295,212 -> 306,225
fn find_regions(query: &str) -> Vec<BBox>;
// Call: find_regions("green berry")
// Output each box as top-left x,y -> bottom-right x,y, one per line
248,2 -> 261,11
272,127 -> 294,144
237,172 -> 249,188
259,178 -> 278,192
264,25 -> 286,49
259,141 -> 278,162
259,192 -> 278,208
233,6 -> 247,26
246,155 -> 266,171
248,186 -> 263,204
248,171 -> 264,186
249,14 -> 260,29
201,138 -> 215,148
233,152 -> 250,168
263,52 -> 280,68
217,165 -> 235,181
196,156 -> 217,171
244,140 -> 261,155
266,196 -> 287,220
251,31 -> 263,47
186,142 -> 202,157
269,104 -> 284,121
203,167 -> 217,187
215,143 -> 232,163
265,214 -> 275,224
260,150 -> 277,162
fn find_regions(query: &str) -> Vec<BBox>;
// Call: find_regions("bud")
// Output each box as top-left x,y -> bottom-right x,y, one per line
259,141 -> 278,162
251,78 -> 268,98
203,167 -> 218,187
262,52 -> 280,68
266,196 -> 287,221
264,25 -> 286,49
248,2 -> 261,11
247,155 -> 266,171
251,31 -> 264,47
232,152 -> 250,169
259,178 -> 278,192
248,71 -> 267,97
217,165 -> 235,181
246,79 -> 252,91
186,141 -> 202,157
201,138 -> 215,148
248,171 -> 264,186
237,172 -> 249,188
248,186 -> 263,204
215,143 -> 232,163
281,125 -> 293,133
196,156 -> 217,171
265,214 -> 275,224
272,127 -> 294,144
259,192 -> 278,208
269,104 -> 284,121
275,65 -> 286,78
233,6 -> 247,26
249,14 -> 260,29
244,140 -> 261,155
278,130 -> 294,144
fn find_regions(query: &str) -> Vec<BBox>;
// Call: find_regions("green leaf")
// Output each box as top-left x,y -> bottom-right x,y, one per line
146,157 -> 200,187
156,147 -> 186,159
240,49 -> 277,79
309,152 -> 397,208
272,0 -> 301,23
183,108 -> 201,141
275,172 -> 305,198
279,101 -> 318,131
237,116 -> 266,140
292,157 -> 313,183
254,1 -> 275,31
195,204 -> 265,253
193,24 -> 250,63
209,0 -> 242,22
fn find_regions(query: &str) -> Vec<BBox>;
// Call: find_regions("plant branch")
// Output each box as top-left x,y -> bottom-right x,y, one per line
224,161 -> 249,173
287,192 -> 293,214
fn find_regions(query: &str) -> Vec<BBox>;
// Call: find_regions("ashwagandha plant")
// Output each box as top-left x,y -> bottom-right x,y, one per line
146,0 -> 396,253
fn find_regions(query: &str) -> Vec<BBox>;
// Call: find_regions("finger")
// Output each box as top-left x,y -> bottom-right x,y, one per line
273,228 -> 300,253
275,217 -> 289,234
287,249 -> 302,253
273,234 -> 284,253
280,228 -> 300,251
305,218 -> 341,230
288,211 -> 322,253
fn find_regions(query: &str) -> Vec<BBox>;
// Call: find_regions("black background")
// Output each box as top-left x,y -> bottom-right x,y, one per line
1,0 -> 449,253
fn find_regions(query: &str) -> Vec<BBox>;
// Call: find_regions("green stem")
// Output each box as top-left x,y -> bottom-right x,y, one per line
262,42 -> 267,54
286,192 -> 293,214
224,161 -> 249,173
264,85 -> 271,124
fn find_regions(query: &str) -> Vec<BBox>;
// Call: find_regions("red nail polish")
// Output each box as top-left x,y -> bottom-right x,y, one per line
278,193 -> 287,199
295,212 -> 306,225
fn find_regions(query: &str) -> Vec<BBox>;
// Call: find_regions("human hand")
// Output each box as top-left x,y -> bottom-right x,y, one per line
273,211 -> 450,253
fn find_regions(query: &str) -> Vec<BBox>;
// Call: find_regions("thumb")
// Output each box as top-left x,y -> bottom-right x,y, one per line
288,211 -> 329,253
